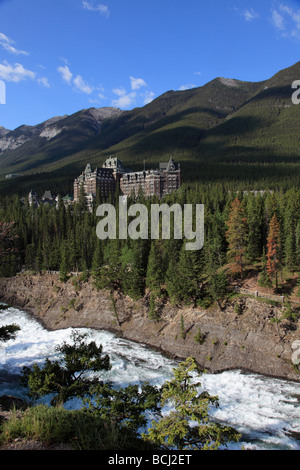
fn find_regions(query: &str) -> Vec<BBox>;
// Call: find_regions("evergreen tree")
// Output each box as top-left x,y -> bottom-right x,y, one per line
207,269 -> 229,310
295,221 -> 300,269
91,239 -> 103,282
225,198 -> 248,276
98,239 -> 123,291
246,194 -> 263,261
123,240 -> 148,300
59,241 -> 69,282
258,247 -> 272,288
165,255 -> 181,305
266,213 -> 281,289
143,357 -> 240,450
21,331 -> 111,407
146,241 -> 164,296
284,232 -> 295,272
169,242 -> 203,306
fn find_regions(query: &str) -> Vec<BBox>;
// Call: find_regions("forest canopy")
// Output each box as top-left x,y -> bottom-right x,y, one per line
1,182 -> 300,307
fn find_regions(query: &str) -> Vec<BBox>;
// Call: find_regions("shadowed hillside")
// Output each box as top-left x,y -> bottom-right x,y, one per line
1,61 -> 300,195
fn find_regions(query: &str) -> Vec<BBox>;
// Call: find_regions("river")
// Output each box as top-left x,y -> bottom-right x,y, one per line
0,304 -> 299,450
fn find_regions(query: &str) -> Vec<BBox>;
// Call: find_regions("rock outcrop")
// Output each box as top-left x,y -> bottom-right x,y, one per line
0,273 -> 299,382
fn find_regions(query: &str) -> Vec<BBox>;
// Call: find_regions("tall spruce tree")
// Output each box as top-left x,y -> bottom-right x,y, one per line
266,213 -> 281,289
146,241 -> 164,296
225,198 -> 248,276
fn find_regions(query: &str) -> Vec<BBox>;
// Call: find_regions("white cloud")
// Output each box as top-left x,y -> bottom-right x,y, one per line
0,32 -> 29,55
58,64 -> 93,94
73,74 -> 93,94
234,7 -> 259,23
0,61 -> 35,82
271,9 -> 285,30
112,90 -> 136,108
82,1 -> 110,17
143,91 -> 155,105
112,87 -> 126,96
179,84 -> 196,91
279,4 -> 300,29
242,8 -> 259,22
130,76 -> 147,91
58,65 -> 73,84
270,5 -> 300,40
112,77 -> 153,108
37,77 -> 51,88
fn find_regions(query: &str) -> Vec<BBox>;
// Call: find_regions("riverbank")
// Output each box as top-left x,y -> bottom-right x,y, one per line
0,272 -> 299,382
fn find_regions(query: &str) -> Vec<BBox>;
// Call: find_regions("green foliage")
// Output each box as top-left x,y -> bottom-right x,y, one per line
180,314 -> 186,339
234,302 -> 243,315
148,293 -> 159,321
258,248 -> 272,288
21,331 -> 111,406
0,405 -> 148,450
194,328 -> 206,345
143,357 -> 241,450
85,382 -> 162,437
282,302 -> 299,322
0,323 -> 20,342
146,241 -> 164,296
11,336 -> 241,450
2,181 -> 300,306
206,270 -> 229,309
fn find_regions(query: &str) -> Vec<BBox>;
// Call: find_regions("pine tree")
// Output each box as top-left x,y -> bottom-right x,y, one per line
284,232 -> 295,272
146,241 -> 163,296
165,255 -> 181,305
143,357 -> 240,450
99,239 -> 123,291
258,247 -> 272,288
123,240 -> 147,299
91,239 -> 103,282
170,242 -> 203,306
246,194 -> 263,261
59,242 -> 69,282
295,221 -> 300,270
207,269 -> 229,310
225,198 -> 248,276
266,213 -> 281,289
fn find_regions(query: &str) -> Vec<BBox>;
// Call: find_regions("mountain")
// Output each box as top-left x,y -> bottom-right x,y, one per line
0,107 -> 123,169
1,61 -> 300,195
0,126 -> 10,138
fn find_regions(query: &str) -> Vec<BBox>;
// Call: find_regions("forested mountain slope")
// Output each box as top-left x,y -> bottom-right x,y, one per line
1,61 -> 300,195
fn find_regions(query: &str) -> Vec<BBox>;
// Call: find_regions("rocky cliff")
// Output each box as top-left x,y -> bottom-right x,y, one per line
0,272 -> 299,382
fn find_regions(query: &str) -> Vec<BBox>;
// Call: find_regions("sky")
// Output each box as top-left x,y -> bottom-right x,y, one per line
0,0 -> 300,130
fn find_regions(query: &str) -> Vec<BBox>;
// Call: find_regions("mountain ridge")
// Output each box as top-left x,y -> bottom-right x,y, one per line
0,61 -> 300,194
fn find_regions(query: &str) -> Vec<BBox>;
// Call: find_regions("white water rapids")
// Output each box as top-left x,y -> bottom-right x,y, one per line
0,305 -> 299,450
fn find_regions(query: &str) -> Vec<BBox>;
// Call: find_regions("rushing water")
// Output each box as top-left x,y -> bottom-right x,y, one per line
0,305 -> 300,450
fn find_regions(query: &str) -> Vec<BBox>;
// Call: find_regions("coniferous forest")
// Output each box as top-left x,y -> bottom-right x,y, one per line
1,180 -> 300,311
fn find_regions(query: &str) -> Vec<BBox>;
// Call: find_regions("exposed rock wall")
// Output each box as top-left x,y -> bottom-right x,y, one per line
0,273 -> 299,382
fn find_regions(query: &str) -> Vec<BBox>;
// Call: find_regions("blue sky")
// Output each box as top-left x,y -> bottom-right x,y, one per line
1,0 -> 300,130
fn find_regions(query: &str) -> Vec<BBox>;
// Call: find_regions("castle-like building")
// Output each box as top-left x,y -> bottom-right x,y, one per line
73,157 -> 123,204
73,156 -> 181,204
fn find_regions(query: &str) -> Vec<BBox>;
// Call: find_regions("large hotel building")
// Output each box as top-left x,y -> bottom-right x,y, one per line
73,156 -> 181,204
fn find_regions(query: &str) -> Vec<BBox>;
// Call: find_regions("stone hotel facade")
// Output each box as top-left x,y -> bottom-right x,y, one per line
73,156 -> 181,203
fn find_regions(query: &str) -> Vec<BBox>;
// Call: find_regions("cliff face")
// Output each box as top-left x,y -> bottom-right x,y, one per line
0,273 -> 299,382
